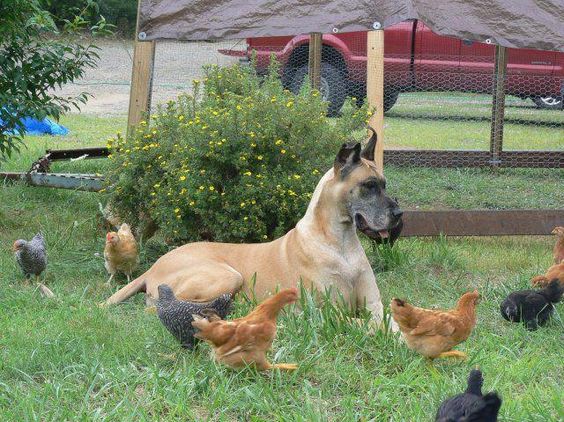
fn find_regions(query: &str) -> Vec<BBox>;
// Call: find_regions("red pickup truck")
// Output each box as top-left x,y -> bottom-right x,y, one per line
221,20 -> 563,115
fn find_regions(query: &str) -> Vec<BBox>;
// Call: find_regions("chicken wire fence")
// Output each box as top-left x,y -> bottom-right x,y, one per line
142,33 -> 562,216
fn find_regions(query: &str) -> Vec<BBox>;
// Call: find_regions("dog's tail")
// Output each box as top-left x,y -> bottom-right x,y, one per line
105,276 -> 146,305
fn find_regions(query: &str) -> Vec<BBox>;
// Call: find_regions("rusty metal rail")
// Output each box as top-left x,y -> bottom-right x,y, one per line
1,172 -> 103,192
384,150 -> 564,168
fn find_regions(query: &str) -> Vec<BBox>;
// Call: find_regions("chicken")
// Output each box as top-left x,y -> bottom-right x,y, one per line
390,290 -> 480,359
501,279 -> 563,330
191,288 -> 299,371
436,369 -> 501,422
104,223 -> 139,284
13,233 -> 47,282
531,262 -> 564,288
551,226 -> 564,264
157,284 -> 233,349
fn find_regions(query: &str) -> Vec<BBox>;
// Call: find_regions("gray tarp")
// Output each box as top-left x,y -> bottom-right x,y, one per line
139,0 -> 564,51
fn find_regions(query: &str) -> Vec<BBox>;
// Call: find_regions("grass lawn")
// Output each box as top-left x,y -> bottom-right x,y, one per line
0,103 -> 562,420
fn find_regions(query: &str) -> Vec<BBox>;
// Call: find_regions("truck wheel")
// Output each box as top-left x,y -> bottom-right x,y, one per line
532,95 -> 563,110
383,90 -> 399,112
289,62 -> 348,117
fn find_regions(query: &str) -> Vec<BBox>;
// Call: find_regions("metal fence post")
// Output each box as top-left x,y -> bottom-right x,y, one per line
490,45 -> 507,166
127,0 -> 156,138
308,33 -> 322,90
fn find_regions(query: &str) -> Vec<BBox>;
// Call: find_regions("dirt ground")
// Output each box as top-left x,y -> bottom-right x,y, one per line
58,38 -> 245,115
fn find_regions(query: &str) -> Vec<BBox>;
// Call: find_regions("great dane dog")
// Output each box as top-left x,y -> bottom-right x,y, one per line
105,131 -> 403,329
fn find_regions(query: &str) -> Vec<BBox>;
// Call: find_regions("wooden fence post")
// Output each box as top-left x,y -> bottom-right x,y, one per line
490,45 -> 507,166
127,0 -> 156,138
308,33 -> 322,90
366,30 -> 385,171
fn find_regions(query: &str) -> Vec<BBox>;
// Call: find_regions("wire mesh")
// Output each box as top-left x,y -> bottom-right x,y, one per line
143,27 -> 562,217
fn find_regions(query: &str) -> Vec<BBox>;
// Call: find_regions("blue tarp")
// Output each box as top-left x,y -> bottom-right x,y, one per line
0,116 -> 69,136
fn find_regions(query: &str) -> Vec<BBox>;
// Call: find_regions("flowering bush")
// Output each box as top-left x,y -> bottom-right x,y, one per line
106,63 -> 369,243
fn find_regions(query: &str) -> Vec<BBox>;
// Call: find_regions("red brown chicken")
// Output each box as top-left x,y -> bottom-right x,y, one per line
191,288 -> 299,371
390,291 -> 480,360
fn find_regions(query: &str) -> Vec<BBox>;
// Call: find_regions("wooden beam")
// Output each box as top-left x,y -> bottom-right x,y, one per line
308,32 -> 322,90
400,209 -> 564,237
490,45 -> 507,166
366,30 -> 385,171
127,0 -> 156,138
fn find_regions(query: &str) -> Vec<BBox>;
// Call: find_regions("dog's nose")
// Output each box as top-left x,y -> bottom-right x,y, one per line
392,207 -> 403,219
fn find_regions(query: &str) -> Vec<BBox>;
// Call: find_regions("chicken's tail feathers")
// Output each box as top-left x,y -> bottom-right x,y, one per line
105,276 -> 146,305
531,275 -> 548,287
539,279 -> 564,303
466,369 -> 484,396
191,314 -> 211,338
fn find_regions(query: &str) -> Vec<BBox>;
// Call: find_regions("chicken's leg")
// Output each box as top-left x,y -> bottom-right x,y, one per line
106,273 -> 115,285
267,362 -> 298,371
435,350 -> 467,360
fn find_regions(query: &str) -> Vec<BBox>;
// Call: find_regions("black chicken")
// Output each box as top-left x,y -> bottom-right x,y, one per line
156,284 -> 233,349
436,369 -> 502,422
500,279 -> 563,330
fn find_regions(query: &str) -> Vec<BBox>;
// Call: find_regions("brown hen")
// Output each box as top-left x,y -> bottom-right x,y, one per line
551,226 -> 564,264
104,223 -> 139,284
390,290 -> 480,359
192,288 -> 298,371
531,262 -> 564,288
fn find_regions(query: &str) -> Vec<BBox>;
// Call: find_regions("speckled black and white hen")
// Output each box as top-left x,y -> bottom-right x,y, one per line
13,233 -> 47,281
156,284 -> 233,349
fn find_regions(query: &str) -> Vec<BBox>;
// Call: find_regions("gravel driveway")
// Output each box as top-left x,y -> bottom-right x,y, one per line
60,38 -> 244,115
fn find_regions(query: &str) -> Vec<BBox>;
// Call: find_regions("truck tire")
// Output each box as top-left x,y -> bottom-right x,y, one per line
354,89 -> 399,113
383,90 -> 400,112
289,62 -> 348,117
532,95 -> 563,110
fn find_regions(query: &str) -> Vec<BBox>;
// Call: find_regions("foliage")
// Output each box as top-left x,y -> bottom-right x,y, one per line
47,0 -> 137,35
106,63 -> 370,243
0,0 -> 111,163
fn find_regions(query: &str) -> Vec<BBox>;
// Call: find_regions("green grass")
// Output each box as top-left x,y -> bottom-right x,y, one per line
386,92 -> 563,151
0,104 -> 562,420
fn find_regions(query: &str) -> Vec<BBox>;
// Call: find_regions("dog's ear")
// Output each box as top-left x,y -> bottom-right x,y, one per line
360,127 -> 377,161
334,142 -> 361,178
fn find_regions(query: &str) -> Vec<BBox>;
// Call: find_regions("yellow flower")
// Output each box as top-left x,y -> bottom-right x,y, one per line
179,175 -> 186,181
286,101 -> 294,108
293,174 -> 301,179
212,111 -> 219,116
257,155 -> 263,160
243,171 -> 252,176
275,139 -> 283,145
251,200 -> 256,205
174,208 -> 180,213
199,185 -> 205,190
236,105 -> 242,110
153,183 -> 160,188
209,186 -> 215,191
280,149 -> 286,154
189,201 -> 195,206
244,216 -> 248,221
312,169 -> 320,175
178,115 -> 185,121
263,235 -> 268,239
240,202 -> 246,207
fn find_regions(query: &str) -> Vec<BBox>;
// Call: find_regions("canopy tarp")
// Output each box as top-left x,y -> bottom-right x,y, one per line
139,0 -> 564,51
